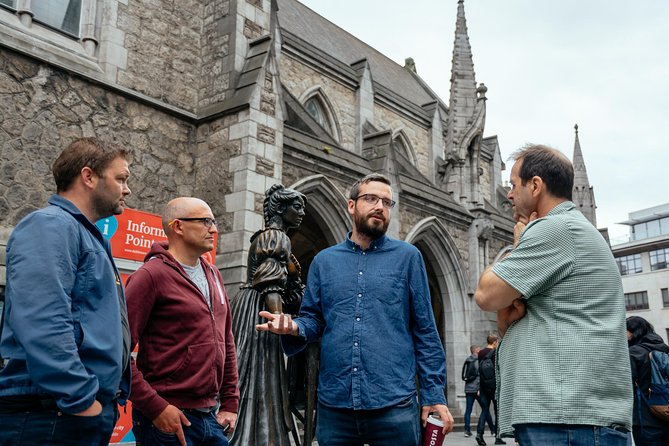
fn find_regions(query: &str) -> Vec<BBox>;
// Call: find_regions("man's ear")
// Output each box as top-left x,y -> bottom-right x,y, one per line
80,166 -> 96,190
530,176 -> 543,197
347,199 -> 355,216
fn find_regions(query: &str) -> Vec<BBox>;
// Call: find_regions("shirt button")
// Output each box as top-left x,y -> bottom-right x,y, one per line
356,317 -> 361,321
353,367 -> 358,372
359,271 -> 363,275
362,252 -> 366,255
357,293 -> 362,298
354,342 -> 358,346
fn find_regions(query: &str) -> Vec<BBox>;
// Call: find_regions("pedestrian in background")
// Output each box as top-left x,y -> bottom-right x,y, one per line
462,344 -> 493,438
476,335 -> 504,445
627,316 -> 669,445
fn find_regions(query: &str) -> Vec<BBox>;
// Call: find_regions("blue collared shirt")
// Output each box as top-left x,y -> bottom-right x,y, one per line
282,234 -> 446,410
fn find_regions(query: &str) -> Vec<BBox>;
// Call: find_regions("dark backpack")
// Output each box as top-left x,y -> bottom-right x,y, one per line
637,349 -> 669,423
479,349 -> 496,393
462,358 -> 478,383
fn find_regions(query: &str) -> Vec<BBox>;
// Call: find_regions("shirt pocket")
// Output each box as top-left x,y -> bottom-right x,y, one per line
369,272 -> 406,306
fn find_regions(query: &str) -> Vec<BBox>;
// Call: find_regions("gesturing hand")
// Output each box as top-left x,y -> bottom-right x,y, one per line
256,310 -> 299,336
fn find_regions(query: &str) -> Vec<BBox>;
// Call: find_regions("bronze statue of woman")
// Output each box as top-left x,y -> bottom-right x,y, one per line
230,184 -> 306,446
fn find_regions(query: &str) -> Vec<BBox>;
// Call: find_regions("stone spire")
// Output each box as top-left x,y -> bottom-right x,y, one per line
447,0 -> 478,155
441,0 -> 487,207
571,124 -> 597,226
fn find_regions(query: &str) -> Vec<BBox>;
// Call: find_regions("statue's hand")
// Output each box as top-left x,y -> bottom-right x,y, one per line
265,291 -> 282,314
256,310 -> 299,336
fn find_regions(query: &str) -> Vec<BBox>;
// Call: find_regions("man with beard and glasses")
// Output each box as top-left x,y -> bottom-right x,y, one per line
0,138 -> 132,445
257,173 -> 453,446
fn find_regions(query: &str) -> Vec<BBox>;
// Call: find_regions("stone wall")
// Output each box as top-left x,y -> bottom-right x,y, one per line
117,0 -> 205,112
198,0 -> 232,108
0,48 -> 203,227
279,55 -> 357,151
374,103 -> 430,178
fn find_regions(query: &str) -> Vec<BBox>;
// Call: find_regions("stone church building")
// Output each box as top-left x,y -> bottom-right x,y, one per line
0,0 -> 526,411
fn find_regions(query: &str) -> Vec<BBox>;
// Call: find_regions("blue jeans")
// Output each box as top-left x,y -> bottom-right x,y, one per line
0,400 -> 118,446
466,392 -> 494,433
515,423 -> 629,446
632,424 -> 669,446
133,408 -> 229,446
316,397 -> 421,446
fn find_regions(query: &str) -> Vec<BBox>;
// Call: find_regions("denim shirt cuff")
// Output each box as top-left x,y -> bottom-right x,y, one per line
280,322 -> 307,357
419,387 -> 447,406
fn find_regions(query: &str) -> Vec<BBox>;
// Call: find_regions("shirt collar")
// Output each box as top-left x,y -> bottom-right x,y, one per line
345,231 -> 388,251
48,194 -> 105,243
546,201 -> 575,216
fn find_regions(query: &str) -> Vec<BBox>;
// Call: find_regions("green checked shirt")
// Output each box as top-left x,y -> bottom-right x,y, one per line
492,202 -> 632,437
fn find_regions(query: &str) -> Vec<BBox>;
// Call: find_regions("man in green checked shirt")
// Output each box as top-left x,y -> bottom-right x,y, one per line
475,145 -> 632,445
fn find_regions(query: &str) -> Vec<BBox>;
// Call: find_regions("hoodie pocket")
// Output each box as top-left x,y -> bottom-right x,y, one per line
165,342 -> 217,393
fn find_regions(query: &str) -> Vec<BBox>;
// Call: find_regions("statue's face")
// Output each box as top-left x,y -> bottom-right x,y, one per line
281,197 -> 305,229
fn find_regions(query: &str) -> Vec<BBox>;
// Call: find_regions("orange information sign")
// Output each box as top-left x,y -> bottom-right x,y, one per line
96,208 -> 217,263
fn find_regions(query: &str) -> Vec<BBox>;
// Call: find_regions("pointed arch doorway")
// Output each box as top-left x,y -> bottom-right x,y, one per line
405,217 -> 470,407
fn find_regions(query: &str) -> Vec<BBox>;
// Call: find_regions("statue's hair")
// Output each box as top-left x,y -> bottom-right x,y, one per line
263,184 -> 307,226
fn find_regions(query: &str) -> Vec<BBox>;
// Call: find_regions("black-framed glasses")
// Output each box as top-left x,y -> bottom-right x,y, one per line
355,194 -> 396,209
169,217 -> 217,229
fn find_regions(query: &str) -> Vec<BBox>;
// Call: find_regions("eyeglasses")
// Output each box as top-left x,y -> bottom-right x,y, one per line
355,194 -> 396,209
169,217 -> 217,229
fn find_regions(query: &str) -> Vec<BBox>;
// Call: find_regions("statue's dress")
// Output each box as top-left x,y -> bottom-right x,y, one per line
230,227 -> 302,446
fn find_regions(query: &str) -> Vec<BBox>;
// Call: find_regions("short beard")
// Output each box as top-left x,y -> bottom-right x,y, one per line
92,194 -> 123,220
354,211 -> 388,239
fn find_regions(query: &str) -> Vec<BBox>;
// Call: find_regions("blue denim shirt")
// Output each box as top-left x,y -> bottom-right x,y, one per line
282,234 -> 446,410
0,195 -> 130,413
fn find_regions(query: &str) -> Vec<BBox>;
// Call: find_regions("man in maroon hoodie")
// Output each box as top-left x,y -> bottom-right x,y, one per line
125,197 -> 238,446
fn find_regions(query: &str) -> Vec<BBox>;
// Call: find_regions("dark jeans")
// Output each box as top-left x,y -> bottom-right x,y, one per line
632,424 -> 669,446
133,408 -> 229,446
0,400 -> 118,446
476,390 -> 498,437
515,423 -> 628,446
316,397 -> 421,446
465,392 -> 494,433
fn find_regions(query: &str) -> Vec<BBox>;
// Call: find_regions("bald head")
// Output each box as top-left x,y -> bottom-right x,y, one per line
162,197 -> 212,236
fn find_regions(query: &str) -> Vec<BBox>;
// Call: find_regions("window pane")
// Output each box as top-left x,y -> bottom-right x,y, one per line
662,288 -> 669,308
0,0 -> 16,9
650,248 -> 669,271
633,223 -> 647,241
31,0 -> 81,37
661,217 -> 669,236
304,97 -> 332,134
625,291 -> 649,311
647,219 -> 660,238
616,253 -> 642,275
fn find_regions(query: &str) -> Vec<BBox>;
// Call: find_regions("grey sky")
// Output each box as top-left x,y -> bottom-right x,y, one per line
297,0 -> 669,243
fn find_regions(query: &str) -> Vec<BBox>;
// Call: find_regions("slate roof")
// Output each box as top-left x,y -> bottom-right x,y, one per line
277,0 -> 445,111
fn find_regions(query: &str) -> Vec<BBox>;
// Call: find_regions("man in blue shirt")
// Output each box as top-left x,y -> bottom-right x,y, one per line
258,173 -> 452,445
0,138 -> 132,445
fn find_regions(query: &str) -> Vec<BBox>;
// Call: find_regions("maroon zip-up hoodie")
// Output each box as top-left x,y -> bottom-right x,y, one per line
125,241 -> 239,420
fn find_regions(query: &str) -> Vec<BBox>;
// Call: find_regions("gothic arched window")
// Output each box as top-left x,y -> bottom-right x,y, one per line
301,87 -> 341,143
392,131 -> 417,165
305,96 -> 332,134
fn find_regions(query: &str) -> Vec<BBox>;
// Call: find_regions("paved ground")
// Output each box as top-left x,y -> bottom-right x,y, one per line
438,431 -> 514,446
